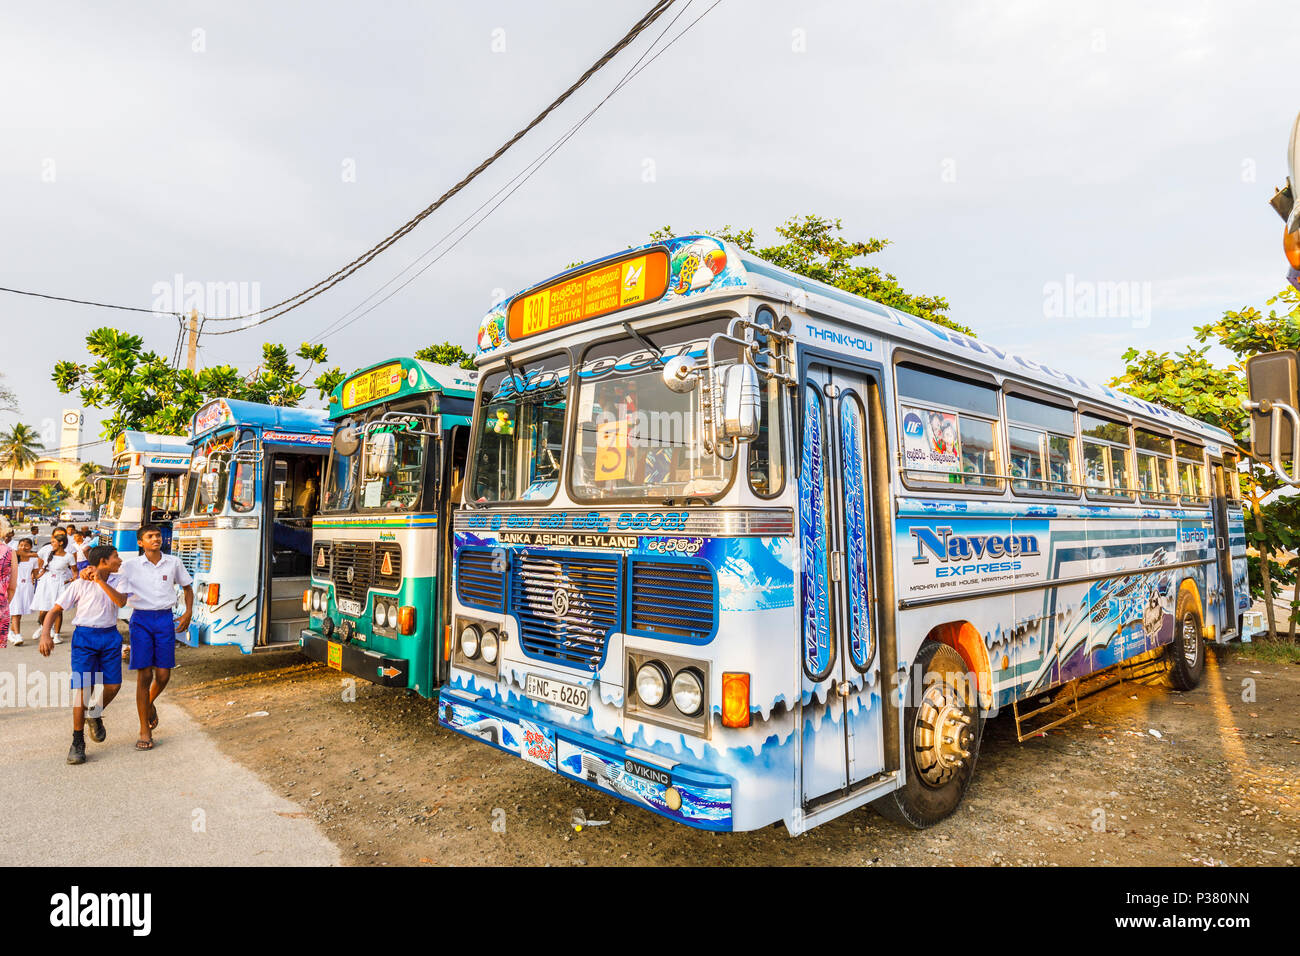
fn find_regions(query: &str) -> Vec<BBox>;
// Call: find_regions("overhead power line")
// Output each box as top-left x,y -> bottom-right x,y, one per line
202,0 -> 676,335
310,0 -> 719,345
0,286 -> 179,317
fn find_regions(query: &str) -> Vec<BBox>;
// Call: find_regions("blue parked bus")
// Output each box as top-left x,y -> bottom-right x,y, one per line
174,398 -> 333,654
95,430 -> 191,555
439,235 -> 1249,834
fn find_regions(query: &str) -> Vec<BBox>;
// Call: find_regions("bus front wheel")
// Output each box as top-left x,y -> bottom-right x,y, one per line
874,642 -> 982,829
1163,593 -> 1205,691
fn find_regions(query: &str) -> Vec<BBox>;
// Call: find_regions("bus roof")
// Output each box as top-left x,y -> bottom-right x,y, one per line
189,397 -> 333,442
474,234 -> 1235,446
327,357 -> 477,419
114,430 -> 191,458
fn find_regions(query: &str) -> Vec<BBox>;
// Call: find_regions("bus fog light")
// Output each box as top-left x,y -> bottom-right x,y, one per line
671,668 -> 704,717
461,625 -> 481,659
636,661 -> 669,708
321,616 -> 335,639
480,629 -> 499,664
386,604 -> 399,629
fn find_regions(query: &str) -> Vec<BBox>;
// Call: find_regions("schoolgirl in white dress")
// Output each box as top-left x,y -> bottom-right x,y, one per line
32,535 -> 74,645
7,537 -> 40,644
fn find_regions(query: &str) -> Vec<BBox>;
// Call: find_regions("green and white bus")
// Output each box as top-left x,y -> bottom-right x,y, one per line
300,358 -> 476,697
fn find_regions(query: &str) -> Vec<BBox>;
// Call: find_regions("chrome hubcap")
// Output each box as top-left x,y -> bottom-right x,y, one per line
914,680 -> 974,787
1181,617 -> 1200,667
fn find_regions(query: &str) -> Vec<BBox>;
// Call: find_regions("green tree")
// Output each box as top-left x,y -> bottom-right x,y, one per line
414,341 -> 476,370
1109,286 -> 1300,640
53,328 -> 344,441
650,214 -> 972,335
0,423 -> 44,516
73,461 -> 101,508
30,481 -> 66,517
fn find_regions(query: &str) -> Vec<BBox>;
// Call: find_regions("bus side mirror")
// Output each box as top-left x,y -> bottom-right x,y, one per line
333,426 -> 360,457
190,455 -> 208,474
1245,349 -> 1300,484
721,363 -> 761,442
367,431 -> 397,476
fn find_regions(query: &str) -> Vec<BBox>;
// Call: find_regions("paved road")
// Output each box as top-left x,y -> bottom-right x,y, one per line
0,626 -> 341,866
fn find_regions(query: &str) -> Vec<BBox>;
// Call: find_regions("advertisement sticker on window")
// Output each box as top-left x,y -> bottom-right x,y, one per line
902,406 -> 960,475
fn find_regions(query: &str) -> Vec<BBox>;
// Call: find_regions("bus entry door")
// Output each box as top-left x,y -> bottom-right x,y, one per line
799,363 -> 886,806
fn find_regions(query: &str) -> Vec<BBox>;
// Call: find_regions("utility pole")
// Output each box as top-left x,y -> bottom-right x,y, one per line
186,308 -> 200,372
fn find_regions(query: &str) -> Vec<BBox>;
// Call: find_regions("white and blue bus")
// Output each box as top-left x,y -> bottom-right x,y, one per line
438,235 -> 1250,834
95,431 -> 191,555
173,398 -> 333,654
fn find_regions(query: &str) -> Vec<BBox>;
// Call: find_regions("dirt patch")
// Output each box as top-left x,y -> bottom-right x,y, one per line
165,645 -> 1299,866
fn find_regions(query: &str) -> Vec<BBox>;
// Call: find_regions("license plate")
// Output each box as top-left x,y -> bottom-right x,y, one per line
525,674 -> 589,713
338,598 -> 362,617
326,641 -> 342,671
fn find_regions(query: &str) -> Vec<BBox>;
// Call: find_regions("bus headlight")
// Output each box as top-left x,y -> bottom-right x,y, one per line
386,604 -> 399,629
374,602 -> 386,627
671,668 -> 704,717
312,590 -> 323,612
461,625 -> 481,659
635,661 -> 669,708
480,629 -> 499,664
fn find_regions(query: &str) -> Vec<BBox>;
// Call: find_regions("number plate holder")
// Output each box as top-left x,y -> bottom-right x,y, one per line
524,673 -> 590,714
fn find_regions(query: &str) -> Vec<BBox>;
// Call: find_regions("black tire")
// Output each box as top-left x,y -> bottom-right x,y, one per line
1164,590 -> 1205,690
873,642 -> 983,829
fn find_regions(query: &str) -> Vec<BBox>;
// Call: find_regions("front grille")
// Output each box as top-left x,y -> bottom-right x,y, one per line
628,559 -> 715,640
98,532 -> 110,547
510,553 -> 621,671
332,542 -> 376,604
457,548 -> 505,611
173,537 -> 212,576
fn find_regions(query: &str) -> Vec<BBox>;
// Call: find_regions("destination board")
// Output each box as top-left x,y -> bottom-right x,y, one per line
342,363 -> 404,410
506,250 -> 669,341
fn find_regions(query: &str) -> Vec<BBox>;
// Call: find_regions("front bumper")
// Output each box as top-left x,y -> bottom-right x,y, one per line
300,631 -> 410,688
437,688 -> 734,831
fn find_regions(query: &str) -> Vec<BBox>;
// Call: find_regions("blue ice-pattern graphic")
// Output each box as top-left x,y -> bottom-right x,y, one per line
799,386 -> 832,679
839,397 -> 872,669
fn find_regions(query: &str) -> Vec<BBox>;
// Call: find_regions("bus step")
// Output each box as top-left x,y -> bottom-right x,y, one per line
1012,663 -> 1131,742
266,618 -> 308,645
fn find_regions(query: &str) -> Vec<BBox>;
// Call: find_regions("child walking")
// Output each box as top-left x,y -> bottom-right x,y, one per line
32,531 -> 74,645
0,518 -> 13,649
120,524 -> 193,750
38,545 -> 133,765
8,537 -> 40,645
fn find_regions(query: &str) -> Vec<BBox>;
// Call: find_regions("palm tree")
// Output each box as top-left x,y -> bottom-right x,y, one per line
30,482 -> 66,518
73,461 -> 101,509
0,423 -> 44,517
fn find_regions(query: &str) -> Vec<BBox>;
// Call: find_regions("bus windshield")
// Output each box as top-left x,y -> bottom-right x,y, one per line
322,421 -> 359,513
186,434 -> 234,516
469,355 -> 568,503
324,404 -> 431,512
570,321 -> 734,502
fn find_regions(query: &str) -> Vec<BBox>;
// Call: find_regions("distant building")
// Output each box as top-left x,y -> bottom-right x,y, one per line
0,408 -> 99,513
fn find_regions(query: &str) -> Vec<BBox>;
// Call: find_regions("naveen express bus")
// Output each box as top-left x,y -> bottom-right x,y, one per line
299,358 -> 475,697
173,398 -> 332,654
95,431 -> 191,554
439,235 -> 1249,834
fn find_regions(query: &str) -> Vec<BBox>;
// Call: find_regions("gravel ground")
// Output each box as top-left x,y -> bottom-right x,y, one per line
164,644 -> 1299,866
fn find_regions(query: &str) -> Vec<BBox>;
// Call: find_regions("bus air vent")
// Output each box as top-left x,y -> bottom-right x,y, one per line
627,559 -> 716,640
456,548 -> 506,611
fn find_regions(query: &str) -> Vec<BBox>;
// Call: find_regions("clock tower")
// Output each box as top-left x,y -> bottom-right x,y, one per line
60,409 -> 84,462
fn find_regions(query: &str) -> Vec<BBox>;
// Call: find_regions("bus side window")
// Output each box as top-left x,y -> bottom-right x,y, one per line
1080,413 -> 1133,501
232,461 -> 257,512
895,363 -> 1003,491
1175,441 -> 1207,505
1004,394 -> 1077,497
1134,428 -> 1177,504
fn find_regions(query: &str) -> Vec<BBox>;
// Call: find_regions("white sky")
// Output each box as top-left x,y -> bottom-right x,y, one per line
1,0 -> 1295,463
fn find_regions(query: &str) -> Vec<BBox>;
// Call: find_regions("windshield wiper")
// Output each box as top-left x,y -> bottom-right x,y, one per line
622,322 -> 664,362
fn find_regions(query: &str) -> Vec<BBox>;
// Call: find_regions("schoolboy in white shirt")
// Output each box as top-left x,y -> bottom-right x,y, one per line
119,524 -> 194,751
38,545 -> 132,765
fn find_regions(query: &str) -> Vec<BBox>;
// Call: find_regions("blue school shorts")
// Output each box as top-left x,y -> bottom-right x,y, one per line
70,625 -> 124,689
129,608 -> 177,670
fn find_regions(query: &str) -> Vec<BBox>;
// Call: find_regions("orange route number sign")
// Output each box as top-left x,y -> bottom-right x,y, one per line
507,250 -> 669,341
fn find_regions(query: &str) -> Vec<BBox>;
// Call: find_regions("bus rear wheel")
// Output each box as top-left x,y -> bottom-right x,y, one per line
874,642 -> 982,829
1164,593 -> 1205,690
